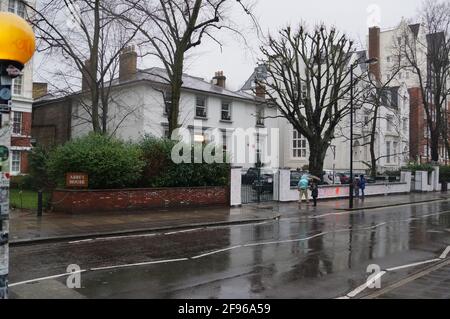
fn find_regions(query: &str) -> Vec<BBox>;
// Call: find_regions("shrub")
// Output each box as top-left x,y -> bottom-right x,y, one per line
138,136 -> 230,188
47,133 -> 144,189
402,162 -> 434,173
28,146 -> 54,190
439,166 -> 450,183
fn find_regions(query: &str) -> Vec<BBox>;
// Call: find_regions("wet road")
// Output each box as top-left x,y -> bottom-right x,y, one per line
9,200 -> 450,299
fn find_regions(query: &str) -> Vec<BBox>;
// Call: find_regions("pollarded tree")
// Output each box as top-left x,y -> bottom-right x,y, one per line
113,0 -> 256,136
258,24 -> 365,177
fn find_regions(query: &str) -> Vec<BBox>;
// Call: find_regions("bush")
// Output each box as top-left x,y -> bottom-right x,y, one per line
10,175 -> 35,190
28,146 -> 54,190
138,136 -> 230,188
47,133 -> 144,189
402,162 -> 434,173
439,166 -> 450,183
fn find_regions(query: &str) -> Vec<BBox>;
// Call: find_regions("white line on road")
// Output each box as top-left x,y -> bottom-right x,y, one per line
191,246 -> 243,259
440,246 -> 450,259
68,239 -> 94,244
9,270 -> 87,287
346,271 -> 387,298
385,258 -> 442,272
90,258 -> 189,271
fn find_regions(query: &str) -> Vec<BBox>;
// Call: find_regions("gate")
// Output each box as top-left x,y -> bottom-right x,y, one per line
241,167 -> 274,204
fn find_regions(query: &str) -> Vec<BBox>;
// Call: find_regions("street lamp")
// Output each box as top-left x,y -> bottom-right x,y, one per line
349,57 -> 378,209
0,12 -> 35,299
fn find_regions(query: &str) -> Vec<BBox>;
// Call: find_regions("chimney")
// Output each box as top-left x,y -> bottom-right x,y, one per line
119,46 -> 137,82
255,84 -> 266,100
81,59 -> 91,91
213,71 -> 226,88
32,82 -> 48,99
368,27 -> 381,82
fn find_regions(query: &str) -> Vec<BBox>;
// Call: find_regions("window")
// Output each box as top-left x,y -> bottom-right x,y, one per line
292,130 -> 307,158
398,72 -> 402,79
195,95 -> 207,118
386,141 -> 391,163
393,142 -> 398,164
11,151 -> 21,173
13,111 -> 22,135
256,108 -> 264,126
13,75 -> 23,96
163,127 -> 170,139
221,101 -> 231,121
387,56 -> 391,63
8,0 -> 25,17
364,110 -> 370,125
403,118 -> 408,134
164,90 -> 172,115
354,141 -> 361,161
386,115 -> 394,132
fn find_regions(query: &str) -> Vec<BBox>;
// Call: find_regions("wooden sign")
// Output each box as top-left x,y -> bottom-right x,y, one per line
66,173 -> 88,188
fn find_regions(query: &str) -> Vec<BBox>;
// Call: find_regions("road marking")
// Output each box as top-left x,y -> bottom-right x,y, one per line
346,271 -> 386,298
191,246 -> 242,259
165,229 -> 201,235
440,246 -> 450,259
69,239 -> 94,244
90,258 -> 189,271
385,258 -> 442,271
9,270 -> 87,287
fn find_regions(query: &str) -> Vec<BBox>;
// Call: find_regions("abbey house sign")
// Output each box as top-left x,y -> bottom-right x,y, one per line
66,173 -> 88,188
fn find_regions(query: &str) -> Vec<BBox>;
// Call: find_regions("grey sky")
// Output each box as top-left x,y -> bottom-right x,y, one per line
151,0 -> 424,91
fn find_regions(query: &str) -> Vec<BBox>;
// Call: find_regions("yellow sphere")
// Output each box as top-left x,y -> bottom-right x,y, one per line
0,12 -> 36,66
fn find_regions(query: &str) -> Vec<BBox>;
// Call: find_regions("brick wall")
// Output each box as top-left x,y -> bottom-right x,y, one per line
32,98 -> 72,147
52,186 -> 230,213
409,87 -> 425,160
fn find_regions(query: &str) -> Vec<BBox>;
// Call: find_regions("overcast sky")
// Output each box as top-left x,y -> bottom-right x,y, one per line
151,0 -> 424,91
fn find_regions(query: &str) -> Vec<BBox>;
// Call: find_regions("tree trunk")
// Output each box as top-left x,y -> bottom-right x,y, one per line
430,128 -> 440,162
168,52 -> 184,136
308,140 -> 327,178
369,104 -> 379,179
91,0 -> 101,133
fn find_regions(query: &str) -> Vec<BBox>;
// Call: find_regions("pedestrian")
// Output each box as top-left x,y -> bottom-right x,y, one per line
353,177 -> 360,198
359,174 -> 366,199
298,174 -> 310,205
310,180 -> 319,207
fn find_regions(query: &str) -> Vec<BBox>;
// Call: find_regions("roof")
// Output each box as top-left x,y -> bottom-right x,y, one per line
409,23 -> 421,38
35,67 -> 261,105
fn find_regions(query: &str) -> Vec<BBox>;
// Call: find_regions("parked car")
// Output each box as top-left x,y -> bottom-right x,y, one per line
322,170 -> 341,185
336,172 -> 351,184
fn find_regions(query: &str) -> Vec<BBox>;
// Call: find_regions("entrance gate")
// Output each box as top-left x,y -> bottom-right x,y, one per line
241,167 -> 274,204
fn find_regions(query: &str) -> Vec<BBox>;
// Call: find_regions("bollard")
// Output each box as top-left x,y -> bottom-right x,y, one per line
37,190 -> 43,217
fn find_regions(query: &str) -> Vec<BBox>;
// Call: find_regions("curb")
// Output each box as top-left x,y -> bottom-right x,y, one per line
334,197 -> 450,211
10,214 -> 281,247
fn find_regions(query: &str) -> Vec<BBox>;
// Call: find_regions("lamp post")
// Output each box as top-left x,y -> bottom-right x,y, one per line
0,12 -> 35,299
349,57 -> 378,209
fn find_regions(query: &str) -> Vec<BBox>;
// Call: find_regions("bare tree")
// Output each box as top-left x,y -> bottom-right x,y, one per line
393,0 -> 450,163
24,0 -> 141,134
111,0 -> 256,136
258,24 -> 365,177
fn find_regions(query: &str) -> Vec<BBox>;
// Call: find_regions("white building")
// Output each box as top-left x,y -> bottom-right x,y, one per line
35,48 -> 279,169
0,0 -> 35,175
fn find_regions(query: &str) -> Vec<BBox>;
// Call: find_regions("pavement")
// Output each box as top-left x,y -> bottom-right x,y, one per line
9,191 -> 450,245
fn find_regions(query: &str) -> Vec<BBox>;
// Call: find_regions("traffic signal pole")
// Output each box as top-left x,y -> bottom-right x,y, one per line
0,67 -> 12,299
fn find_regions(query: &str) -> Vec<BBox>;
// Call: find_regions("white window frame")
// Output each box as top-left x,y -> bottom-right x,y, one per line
292,130 -> 307,159
12,111 -> 22,135
11,150 -> 21,174
8,0 -> 26,17
195,95 -> 207,118
221,101 -> 232,121
13,75 -> 23,96
256,108 -> 264,126
386,115 -> 394,132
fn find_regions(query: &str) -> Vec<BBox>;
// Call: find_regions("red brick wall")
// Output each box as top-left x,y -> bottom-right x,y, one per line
52,187 -> 230,213
20,151 -> 29,174
409,87 -> 425,161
